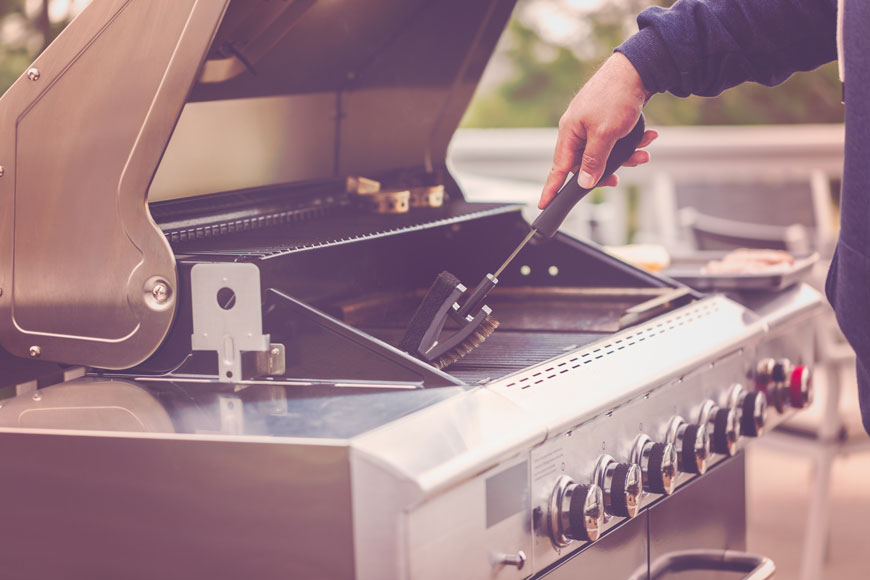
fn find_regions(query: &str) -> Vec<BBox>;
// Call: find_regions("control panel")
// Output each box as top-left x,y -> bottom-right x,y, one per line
529,342 -> 813,573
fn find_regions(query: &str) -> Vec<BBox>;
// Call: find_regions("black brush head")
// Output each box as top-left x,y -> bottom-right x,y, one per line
431,314 -> 499,370
398,271 -> 462,355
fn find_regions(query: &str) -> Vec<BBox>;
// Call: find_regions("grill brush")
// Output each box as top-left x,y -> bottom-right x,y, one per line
400,114 -> 646,369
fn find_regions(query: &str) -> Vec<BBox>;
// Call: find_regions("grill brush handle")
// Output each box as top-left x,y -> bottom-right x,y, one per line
531,113 -> 646,238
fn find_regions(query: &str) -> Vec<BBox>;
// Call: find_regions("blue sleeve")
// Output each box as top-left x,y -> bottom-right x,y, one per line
616,0 -> 838,97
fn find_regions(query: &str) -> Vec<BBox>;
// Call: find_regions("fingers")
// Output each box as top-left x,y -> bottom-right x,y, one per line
637,129 -> 658,149
621,150 -> 650,167
577,128 -> 619,189
600,174 -> 619,187
540,129 -> 585,209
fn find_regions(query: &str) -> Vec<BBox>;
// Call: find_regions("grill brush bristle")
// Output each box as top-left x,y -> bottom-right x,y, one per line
399,271 -> 499,370
429,314 -> 499,370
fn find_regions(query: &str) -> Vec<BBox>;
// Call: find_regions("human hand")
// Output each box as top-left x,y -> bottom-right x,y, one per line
539,53 -> 657,209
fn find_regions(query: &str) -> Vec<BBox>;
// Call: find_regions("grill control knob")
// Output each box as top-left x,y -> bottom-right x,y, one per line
789,365 -> 812,409
757,358 -> 791,413
699,400 -> 740,456
594,455 -> 643,518
738,390 -> 768,437
667,417 -> 710,475
631,435 -> 678,495
548,475 -> 605,547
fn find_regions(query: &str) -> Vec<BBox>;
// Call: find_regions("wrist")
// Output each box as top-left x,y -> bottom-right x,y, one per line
609,52 -> 652,105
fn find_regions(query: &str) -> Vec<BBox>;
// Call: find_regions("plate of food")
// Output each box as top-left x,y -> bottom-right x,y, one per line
663,249 -> 819,291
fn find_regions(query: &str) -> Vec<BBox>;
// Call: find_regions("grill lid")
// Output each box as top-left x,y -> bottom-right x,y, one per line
0,0 -> 231,368
0,0 -> 518,368
149,0 -> 517,200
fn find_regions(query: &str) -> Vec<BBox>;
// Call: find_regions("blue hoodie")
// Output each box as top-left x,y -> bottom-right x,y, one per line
617,0 -> 870,434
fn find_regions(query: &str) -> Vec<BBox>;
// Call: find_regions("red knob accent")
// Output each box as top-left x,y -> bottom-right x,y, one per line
789,366 -> 811,408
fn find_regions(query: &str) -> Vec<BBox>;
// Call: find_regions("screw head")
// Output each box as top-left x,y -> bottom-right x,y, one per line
29,345 -> 41,358
151,282 -> 169,304
32,392 -> 42,401
26,67 -> 40,81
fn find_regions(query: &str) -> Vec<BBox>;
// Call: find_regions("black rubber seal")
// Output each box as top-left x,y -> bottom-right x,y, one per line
741,393 -> 760,437
647,443 -> 666,493
713,408 -> 732,454
681,425 -> 701,474
568,484 -> 593,541
610,464 -> 631,517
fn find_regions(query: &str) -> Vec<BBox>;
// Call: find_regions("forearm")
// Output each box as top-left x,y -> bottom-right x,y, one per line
616,0 -> 838,97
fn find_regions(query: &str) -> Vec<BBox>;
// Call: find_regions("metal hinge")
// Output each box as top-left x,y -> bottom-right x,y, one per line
190,263 -> 284,382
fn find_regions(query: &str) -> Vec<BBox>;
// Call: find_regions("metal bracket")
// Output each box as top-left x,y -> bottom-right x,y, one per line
190,263 -> 272,382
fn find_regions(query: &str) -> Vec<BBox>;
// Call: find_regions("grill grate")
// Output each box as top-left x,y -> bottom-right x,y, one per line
365,328 -> 604,385
172,202 -> 518,260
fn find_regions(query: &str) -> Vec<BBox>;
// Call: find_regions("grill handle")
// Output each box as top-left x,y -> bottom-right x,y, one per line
627,549 -> 775,580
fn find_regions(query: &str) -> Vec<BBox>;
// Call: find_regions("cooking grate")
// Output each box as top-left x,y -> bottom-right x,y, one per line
172,202 -> 518,260
365,327 -> 604,385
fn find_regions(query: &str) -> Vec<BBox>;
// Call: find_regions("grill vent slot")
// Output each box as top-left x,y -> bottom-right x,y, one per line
503,301 -> 721,391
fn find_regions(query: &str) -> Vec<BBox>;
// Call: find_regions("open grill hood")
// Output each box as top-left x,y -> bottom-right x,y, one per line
0,0 -> 517,369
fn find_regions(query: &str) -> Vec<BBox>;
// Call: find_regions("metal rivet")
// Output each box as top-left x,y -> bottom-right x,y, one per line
0,287 -> 3,297
32,392 -> 42,401
26,68 -> 40,81
151,282 -> 169,304
29,345 -> 41,358
520,265 -> 532,276
0,166 -> 5,177
548,265 -> 559,277
270,347 -> 281,357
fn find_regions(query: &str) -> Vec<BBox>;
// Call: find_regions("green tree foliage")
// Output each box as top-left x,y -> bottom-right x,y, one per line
463,0 -> 844,127
0,0 -> 71,95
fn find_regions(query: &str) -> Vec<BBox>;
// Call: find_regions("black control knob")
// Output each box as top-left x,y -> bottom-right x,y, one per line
711,407 -> 740,456
740,391 -> 768,437
757,358 -> 791,413
595,455 -> 643,518
632,435 -> 678,495
668,417 -> 710,475
549,476 -> 604,547
564,483 -> 604,542
699,400 -> 740,457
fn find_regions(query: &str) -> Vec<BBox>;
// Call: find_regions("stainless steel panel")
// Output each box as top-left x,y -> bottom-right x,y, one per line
647,456 -> 748,580
406,457 -> 533,580
149,94 -> 337,201
0,0 -> 229,368
534,512 -> 648,579
0,430 -> 353,580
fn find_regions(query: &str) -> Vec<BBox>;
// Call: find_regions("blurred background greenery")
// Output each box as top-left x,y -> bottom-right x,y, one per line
463,0 -> 844,127
0,0 -> 84,92
0,0 -> 845,127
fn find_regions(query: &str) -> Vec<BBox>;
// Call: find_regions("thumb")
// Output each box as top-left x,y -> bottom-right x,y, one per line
577,132 -> 618,189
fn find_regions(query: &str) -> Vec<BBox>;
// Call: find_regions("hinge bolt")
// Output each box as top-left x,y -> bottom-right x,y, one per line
26,68 -> 40,81
152,282 -> 169,304
29,345 -> 41,358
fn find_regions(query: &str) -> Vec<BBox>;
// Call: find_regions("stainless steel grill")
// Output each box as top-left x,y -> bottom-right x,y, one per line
0,1 -> 822,579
